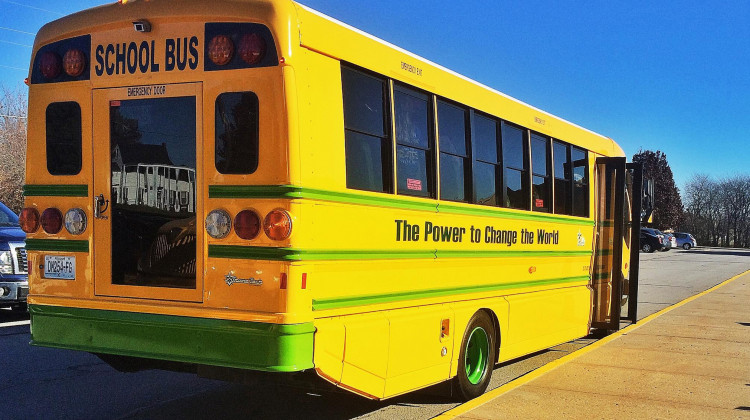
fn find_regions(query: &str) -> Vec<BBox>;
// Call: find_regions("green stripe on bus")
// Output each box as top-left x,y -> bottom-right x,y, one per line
208,185 -> 594,226
208,245 -> 591,261
209,185 -> 438,212
25,239 -> 89,253
208,245 -> 436,260
29,305 -> 314,372
437,250 -> 592,259
312,275 -> 590,311
24,184 -> 88,197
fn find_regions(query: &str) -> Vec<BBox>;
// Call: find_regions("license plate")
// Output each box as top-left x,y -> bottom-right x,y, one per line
44,256 -> 76,280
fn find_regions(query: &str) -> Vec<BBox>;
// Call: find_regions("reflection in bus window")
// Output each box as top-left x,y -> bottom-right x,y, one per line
553,141 -> 572,215
342,67 -> 391,193
502,123 -> 528,209
109,96 -> 197,289
395,86 -> 432,198
473,114 -> 500,206
531,133 -> 550,213
215,92 -> 259,174
572,147 -> 589,217
438,101 -> 469,202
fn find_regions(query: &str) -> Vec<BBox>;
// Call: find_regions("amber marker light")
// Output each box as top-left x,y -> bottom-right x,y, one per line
263,209 -> 292,241
208,35 -> 234,66
19,208 -> 40,233
39,51 -> 61,79
41,208 -> 63,234
63,49 -> 86,77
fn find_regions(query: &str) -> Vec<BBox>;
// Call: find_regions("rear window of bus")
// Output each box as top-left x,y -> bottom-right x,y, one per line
215,92 -> 259,174
46,101 -> 82,175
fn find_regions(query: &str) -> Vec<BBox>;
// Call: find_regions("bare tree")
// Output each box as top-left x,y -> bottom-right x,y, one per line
683,174 -> 750,248
0,85 -> 27,213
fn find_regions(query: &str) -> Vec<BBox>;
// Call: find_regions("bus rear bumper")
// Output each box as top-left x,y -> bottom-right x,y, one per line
29,304 -> 315,372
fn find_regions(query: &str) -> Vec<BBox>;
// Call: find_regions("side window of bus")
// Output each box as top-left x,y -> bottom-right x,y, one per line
572,147 -> 589,217
501,123 -> 528,210
46,101 -> 82,175
472,114 -> 500,206
341,67 -> 391,193
215,92 -> 259,174
553,141 -> 572,215
438,100 -> 470,202
394,85 -> 433,198
530,133 -> 550,213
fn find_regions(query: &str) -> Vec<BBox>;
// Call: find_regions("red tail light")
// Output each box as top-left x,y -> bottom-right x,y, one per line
40,208 -> 63,234
19,208 -> 40,233
238,33 -> 266,65
63,49 -> 86,77
208,35 -> 234,65
39,51 -> 62,79
234,210 -> 261,240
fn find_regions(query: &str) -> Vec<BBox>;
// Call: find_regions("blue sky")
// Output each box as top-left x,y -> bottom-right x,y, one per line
1,0 -> 748,192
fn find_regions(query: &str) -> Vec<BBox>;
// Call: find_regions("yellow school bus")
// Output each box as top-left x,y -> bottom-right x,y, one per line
22,0 -> 640,400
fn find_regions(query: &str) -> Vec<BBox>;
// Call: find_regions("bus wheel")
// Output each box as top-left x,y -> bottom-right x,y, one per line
454,311 -> 496,401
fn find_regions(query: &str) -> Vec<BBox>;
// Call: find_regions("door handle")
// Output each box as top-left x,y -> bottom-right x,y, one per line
94,194 -> 109,220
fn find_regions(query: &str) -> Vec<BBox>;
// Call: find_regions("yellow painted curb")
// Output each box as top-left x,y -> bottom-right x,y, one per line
433,269 -> 750,419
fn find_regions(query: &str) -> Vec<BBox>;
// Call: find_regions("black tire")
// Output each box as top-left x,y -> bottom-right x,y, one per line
454,311 -> 496,401
682,243 -> 691,250
642,243 -> 652,253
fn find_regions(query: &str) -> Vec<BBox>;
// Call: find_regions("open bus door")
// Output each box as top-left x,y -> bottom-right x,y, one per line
591,158 -> 642,331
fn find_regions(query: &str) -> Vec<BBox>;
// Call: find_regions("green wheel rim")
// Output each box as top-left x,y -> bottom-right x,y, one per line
465,326 -> 489,385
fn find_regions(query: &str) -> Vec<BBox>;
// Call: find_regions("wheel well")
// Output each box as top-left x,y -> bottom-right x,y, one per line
479,308 -> 501,365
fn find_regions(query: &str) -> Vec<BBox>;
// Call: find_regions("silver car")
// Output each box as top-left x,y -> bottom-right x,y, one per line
663,232 -> 677,250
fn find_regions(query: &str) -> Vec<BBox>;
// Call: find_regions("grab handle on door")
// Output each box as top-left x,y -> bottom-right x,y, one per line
94,194 -> 109,220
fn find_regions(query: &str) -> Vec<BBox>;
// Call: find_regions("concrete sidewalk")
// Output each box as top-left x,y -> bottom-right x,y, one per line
442,272 -> 750,419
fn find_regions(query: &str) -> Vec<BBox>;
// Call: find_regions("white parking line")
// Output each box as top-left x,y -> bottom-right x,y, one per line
0,320 -> 30,328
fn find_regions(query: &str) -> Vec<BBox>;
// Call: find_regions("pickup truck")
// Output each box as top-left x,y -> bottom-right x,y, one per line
0,201 -> 27,312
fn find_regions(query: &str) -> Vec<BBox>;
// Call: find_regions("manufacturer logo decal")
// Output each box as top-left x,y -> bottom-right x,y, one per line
224,274 -> 263,286
577,230 -> 586,247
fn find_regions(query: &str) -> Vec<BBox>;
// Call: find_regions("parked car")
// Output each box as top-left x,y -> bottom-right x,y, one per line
643,228 -> 672,251
0,201 -> 28,312
674,232 -> 697,250
663,232 -> 677,250
640,228 -> 665,253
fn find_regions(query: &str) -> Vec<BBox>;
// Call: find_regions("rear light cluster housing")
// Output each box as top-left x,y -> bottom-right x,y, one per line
32,35 -> 90,84
206,209 -> 291,241
20,207 -> 88,235
204,22 -> 277,71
